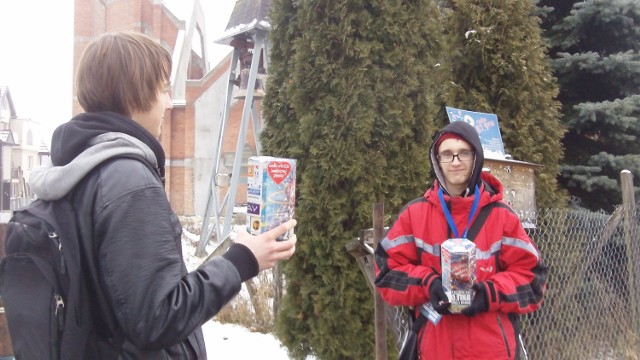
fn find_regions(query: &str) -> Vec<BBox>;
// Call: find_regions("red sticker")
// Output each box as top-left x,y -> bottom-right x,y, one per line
267,161 -> 291,184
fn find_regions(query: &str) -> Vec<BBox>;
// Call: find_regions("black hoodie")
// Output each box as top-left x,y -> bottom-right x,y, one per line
429,121 -> 485,197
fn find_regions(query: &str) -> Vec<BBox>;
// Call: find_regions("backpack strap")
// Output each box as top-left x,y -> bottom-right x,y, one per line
466,201 -> 500,242
412,310 -> 428,331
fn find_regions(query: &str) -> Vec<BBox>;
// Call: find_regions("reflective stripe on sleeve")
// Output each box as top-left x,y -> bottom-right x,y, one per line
380,235 -> 415,251
501,237 -> 540,259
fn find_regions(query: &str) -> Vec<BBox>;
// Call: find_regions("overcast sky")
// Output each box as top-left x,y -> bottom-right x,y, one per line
0,0 -> 236,144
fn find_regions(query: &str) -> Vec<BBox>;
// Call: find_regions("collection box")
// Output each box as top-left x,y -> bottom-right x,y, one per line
246,156 -> 296,240
441,238 -> 477,313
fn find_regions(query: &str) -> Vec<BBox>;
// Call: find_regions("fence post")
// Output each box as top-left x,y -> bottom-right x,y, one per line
373,203 -> 388,360
273,263 -> 282,320
0,223 -> 14,357
620,170 -> 639,336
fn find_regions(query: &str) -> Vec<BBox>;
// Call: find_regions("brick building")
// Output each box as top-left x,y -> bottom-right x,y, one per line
73,0 -> 258,216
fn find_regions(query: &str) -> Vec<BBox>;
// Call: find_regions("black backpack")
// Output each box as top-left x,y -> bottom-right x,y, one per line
0,196 -> 122,359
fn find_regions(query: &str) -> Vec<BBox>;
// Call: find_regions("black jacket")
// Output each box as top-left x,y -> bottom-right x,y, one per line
31,112 -> 258,359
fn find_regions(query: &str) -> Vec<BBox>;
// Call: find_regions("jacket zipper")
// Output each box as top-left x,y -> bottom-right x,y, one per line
50,231 -> 65,359
497,315 -> 511,359
51,231 -> 66,328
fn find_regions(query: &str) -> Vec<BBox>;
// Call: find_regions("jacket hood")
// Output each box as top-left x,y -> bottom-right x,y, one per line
31,111 -> 165,201
429,121 -> 484,196
30,132 -> 159,201
50,111 -> 165,171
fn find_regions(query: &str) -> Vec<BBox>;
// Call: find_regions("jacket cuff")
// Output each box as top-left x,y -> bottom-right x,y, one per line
223,243 -> 259,282
423,271 -> 440,294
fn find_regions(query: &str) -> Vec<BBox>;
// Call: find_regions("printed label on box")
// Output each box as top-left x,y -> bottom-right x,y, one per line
246,156 -> 296,240
441,238 -> 476,313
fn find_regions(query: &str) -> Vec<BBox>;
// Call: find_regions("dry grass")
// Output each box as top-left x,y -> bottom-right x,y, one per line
178,216 -> 281,334
214,271 -> 276,334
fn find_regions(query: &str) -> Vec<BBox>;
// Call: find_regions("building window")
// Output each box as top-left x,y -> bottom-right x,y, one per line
27,129 -> 33,146
28,156 -> 33,169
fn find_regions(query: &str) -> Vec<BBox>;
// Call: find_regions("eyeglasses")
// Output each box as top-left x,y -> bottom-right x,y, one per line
437,150 -> 475,163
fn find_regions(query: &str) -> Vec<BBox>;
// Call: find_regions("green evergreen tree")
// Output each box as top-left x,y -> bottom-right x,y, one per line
442,0 -> 567,209
538,0 -> 640,211
261,0 -> 305,161
262,0 -> 446,358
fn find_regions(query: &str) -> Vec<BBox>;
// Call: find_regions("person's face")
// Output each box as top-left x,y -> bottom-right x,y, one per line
131,81 -> 173,138
437,138 -> 475,196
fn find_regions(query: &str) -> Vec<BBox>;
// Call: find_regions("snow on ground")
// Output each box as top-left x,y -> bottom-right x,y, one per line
202,320 -> 293,359
182,215 -> 315,360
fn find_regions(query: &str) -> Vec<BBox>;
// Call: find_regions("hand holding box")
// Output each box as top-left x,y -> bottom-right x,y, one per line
441,238 -> 476,313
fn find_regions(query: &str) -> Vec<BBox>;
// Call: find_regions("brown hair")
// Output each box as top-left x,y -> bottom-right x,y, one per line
76,32 -> 172,117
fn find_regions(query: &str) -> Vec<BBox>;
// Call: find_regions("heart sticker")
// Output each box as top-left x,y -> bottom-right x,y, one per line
267,161 -> 291,184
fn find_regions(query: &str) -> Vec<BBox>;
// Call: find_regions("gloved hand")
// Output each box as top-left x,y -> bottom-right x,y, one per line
461,282 -> 490,317
429,278 -> 451,315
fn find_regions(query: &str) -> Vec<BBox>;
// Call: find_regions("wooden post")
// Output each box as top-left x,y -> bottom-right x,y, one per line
345,233 -> 406,350
373,203 -> 388,360
620,170 -> 639,336
0,298 -> 13,358
0,223 -> 14,357
273,263 -> 282,320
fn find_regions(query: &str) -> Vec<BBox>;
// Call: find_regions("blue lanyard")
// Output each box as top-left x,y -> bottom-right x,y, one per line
437,185 -> 480,238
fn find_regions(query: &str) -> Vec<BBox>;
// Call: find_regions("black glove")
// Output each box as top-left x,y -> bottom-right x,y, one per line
429,278 -> 451,315
461,282 -> 490,317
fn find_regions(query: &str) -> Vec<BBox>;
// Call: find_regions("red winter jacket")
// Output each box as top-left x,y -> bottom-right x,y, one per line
375,172 -> 547,360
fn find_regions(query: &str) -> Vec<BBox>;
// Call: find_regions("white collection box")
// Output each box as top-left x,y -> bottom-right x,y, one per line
441,238 -> 477,313
246,156 -> 296,241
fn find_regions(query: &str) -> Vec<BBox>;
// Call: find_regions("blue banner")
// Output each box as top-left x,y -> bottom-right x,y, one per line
445,106 -> 506,159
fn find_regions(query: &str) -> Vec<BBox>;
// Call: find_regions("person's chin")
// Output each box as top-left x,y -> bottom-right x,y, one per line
448,173 -> 469,182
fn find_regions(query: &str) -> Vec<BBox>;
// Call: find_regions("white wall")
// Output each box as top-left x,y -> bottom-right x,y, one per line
192,63 -> 238,216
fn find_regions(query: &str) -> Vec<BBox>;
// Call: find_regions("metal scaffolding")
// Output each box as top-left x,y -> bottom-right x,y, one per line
196,0 -> 271,256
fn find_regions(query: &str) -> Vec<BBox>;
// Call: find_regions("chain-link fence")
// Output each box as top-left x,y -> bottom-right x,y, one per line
522,204 -> 640,359
349,203 -> 640,359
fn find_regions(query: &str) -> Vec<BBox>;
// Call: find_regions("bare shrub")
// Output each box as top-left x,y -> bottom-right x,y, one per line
215,271 -> 275,334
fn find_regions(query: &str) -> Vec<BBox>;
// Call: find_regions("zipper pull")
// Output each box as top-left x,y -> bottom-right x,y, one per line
55,293 -> 65,330
49,232 -> 66,275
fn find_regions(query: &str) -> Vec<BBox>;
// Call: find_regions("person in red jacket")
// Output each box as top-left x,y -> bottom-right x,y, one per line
375,120 -> 547,360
